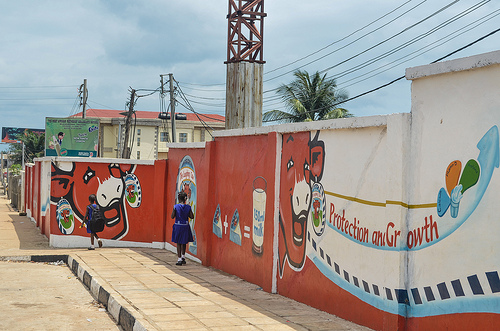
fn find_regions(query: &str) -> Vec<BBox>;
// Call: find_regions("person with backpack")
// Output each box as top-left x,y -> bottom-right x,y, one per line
79,194 -> 103,250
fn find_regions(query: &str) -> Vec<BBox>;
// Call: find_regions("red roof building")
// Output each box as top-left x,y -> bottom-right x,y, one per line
71,109 -> 225,123
71,109 -> 225,159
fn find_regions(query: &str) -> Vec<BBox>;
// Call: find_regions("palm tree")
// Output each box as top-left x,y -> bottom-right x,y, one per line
263,70 -> 352,123
9,130 -> 45,164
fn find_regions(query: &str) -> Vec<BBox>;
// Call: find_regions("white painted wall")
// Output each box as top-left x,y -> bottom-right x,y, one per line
405,50 -> 500,317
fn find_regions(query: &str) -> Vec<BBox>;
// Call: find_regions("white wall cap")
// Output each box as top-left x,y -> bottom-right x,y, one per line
213,114 -> 394,138
33,156 -> 155,165
405,50 -> 500,81
165,142 -> 206,149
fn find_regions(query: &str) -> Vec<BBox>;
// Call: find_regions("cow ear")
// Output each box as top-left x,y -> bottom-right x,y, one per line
309,131 -> 325,182
51,162 -> 74,199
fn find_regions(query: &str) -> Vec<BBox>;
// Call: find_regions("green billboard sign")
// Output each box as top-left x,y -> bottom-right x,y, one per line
45,118 -> 99,157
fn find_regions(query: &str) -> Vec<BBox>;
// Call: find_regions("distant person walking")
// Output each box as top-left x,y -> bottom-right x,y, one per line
171,191 -> 194,265
80,194 -> 103,250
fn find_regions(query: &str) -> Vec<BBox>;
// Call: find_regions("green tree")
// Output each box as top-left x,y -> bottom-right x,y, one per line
263,70 -> 352,123
8,130 -> 45,165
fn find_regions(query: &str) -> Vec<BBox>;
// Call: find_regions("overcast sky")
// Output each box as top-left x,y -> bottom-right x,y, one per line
1,0 -> 499,147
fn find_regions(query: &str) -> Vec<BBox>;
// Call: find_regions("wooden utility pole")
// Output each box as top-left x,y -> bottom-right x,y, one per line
225,0 -> 266,129
122,89 -> 135,159
82,79 -> 88,118
169,73 -> 176,142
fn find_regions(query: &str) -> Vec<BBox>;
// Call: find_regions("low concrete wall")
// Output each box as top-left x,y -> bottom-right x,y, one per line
10,174 -> 22,210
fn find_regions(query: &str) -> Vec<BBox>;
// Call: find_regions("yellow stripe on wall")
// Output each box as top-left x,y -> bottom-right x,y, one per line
325,191 -> 437,209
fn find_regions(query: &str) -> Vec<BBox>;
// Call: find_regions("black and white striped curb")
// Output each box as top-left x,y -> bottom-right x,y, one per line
66,255 -> 147,331
0,255 -> 146,331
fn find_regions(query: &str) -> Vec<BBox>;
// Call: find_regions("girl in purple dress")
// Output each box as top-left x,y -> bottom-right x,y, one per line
171,191 -> 194,265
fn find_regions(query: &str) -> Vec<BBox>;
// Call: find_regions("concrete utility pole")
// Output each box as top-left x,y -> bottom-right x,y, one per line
1,152 -> 3,187
82,79 -> 88,118
225,0 -> 266,129
169,73 -> 176,142
21,142 -> 25,170
122,89 -> 135,159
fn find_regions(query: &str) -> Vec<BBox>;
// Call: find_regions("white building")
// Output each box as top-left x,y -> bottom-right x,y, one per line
72,109 -> 225,159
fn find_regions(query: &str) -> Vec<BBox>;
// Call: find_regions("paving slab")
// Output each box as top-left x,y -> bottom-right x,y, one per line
0,193 -> 371,330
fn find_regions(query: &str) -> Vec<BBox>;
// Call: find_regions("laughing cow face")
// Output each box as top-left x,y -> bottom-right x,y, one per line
62,209 -> 71,223
51,162 -> 139,240
126,184 -> 135,199
279,131 -> 325,275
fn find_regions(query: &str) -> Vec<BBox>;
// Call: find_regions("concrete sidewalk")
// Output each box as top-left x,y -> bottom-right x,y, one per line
0,194 -> 371,331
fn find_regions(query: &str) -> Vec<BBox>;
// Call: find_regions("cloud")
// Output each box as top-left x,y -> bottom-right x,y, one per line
0,0 -> 499,138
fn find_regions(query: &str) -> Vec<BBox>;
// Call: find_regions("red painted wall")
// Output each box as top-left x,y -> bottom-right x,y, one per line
35,162 -> 41,230
25,166 -> 31,215
210,133 -> 276,292
165,133 -> 278,292
28,166 -> 33,215
166,146 -> 212,264
278,258 -> 403,330
49,160 -> 167,243
407,313 -> 500,331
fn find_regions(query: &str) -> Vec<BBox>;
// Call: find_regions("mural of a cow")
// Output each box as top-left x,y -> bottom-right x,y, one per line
51,162 -> 141,240
279,131 -> 325,276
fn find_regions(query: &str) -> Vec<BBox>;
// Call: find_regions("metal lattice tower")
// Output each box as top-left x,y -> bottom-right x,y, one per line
226,0 -> 266,64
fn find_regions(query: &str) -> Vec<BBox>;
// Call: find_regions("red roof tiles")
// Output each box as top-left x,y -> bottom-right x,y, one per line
71,109 -> 225,123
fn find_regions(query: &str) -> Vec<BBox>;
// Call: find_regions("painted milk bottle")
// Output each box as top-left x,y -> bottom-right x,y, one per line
252,176 -> 267,255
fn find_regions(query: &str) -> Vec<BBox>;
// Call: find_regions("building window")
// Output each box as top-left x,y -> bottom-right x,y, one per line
137,137 -> 140,146
200,129 -> 205,142
179,133 -> 188,142
137,128 -> 141,136
137,151 -> 140,159
160,132 -> 169,142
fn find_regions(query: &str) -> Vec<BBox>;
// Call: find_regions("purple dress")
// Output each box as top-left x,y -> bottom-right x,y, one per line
171,203 -> 194,244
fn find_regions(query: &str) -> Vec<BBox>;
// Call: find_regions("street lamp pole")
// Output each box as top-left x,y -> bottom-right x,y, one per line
21,141 -> 25,170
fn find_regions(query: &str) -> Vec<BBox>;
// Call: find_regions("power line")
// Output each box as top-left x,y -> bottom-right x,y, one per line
264,0 -> 460,83
263,27 -> 500,122
177,81 -> 225,88
322,0 -> 490,77
338,27 -> 500,106
177,84 -> 226,92
174,80 -> 218,137
262,0 -> 490,98
184,99 -> 226,108
182,92 -> 225,101
265,0 -> 420,76
87,100 -> 115,109
68,95 -> 81,117
136,88 -> 161,98
337,9 -> 500,89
